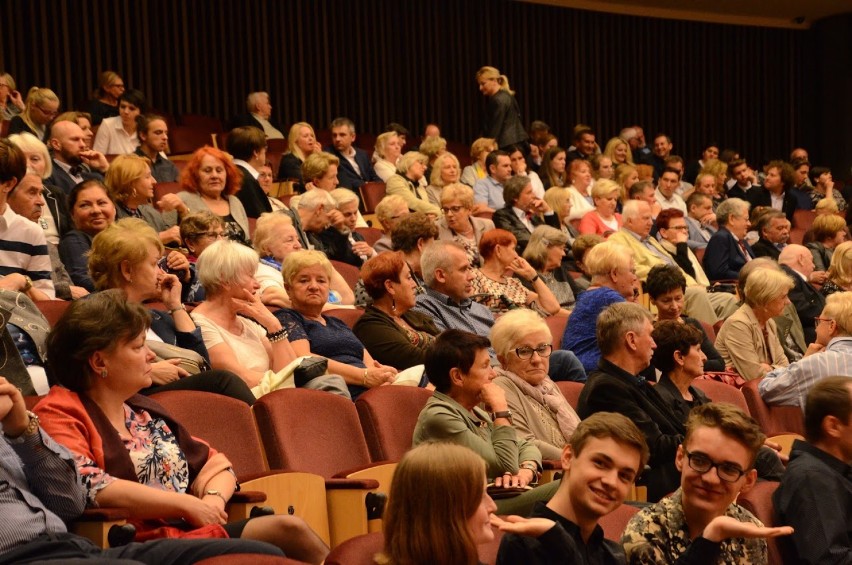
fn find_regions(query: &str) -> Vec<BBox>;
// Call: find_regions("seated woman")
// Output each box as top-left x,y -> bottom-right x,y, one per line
578,178 -> 622,237
614,164 -> 639,204
353,252 -> 440,371
437,183 -> 494,268
258,160 -> 287,211
522,226 -> 580,309
8,87 -> 59,141
822,241 -> 852,297
88,218 -> 254,404
569,234 -> 604,291
373,131 -> 403,183
543,186 -> 579,256
508,145 -> 545,198
275,250 -> 401,400
490,309 -> 580,460
378,442 -> 498,565
372,194 -> 410,253
470,229 -> 563,316
252,212 -> 354,308
412,329 -> 560,515
565,159 -> 595,222
87,70 -> 123,125
0,71 -> 25,120
807,165 -> 846,212
590,154 -> 614,182
715,267 -> 792,381
59,180 -> 117,291
806,213 -> 847,272
35,291 -> 329,563
538,146 -> 568,190
646,265 -> 725,373
190,239 -> 349,398
425,152 -> 464,207
459,137 -> 497,188
106,154 -> 181,245
603,137 -> 633,168
92,88 -> 145,155
178,147 -> 250,245
276,121 -> 319,190
385,151 -> 441,216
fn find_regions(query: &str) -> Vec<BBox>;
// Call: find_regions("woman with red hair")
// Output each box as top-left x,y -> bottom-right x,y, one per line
470,229 -> 564,316
178,147 -> 250,244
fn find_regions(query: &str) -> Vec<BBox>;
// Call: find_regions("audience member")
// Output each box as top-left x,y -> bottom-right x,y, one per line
683,142 -> 719,185
821,241 -> 852,296
493,175 -> 560,251
750,210 -> 790,260
437,183 -> 495,267
58,179 -> 116,291
569,234 -> 604,290
476,66 -> 528,151
45,120 -> 109,194
522,225 -> 580,308
226,126 -> 273,218
726,158 -> 757,200
590,153 -> 614,181
276,122 -> 319,189
778,244 -> 826,344
134,113 -> 180,182
386,151 -> 440,216
543,185 -> 580,252
387,211 -> 438,292
565,159 -> 595,221
289,188 -> 337,251
0,71 -> 25,119
807,213 -> 847,272
229,91 -> 284,139
774,376 -> 852,564
425,151 -> 463,207
327,116 -> 380,191
565,125 -> 596,163
373,131 -> 404,183
807,165 -> 846,211
655,167 -> 687,212
87,70 -> 123,125
257,161 -> 287,211
473,150 -> 513,212
651,321 -> 711,419
578,178 -> 622,237
745,160 -> 800,222
603,136 -> 634,168
8,87 -> 59,141
53,110 -> 95,149
92,88 -> 146,155
704,197 -> 754,281
509,144 -> 545,197
648,134 -> 673,179
539,146 -> 568,190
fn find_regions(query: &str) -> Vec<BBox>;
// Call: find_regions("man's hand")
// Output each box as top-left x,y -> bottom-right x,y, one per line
491,515 -> 555,538
0,377 -> 30,437
702,515 -> 793,543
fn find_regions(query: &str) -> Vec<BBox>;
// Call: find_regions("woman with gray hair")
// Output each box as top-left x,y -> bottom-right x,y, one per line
189,239 -> 350,398
522,225 -> 580,308
385,151 -> 441,216
715,267 -> 793,381
490,309 -> 581,460
436,183 -> 494,267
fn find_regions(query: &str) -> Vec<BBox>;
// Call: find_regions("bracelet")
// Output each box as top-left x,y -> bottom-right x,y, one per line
267,328 -> 289,343
530,274 -> 540,284
168,304 -> 186,315
519,462 -> 541,484
362,369 -> 368,386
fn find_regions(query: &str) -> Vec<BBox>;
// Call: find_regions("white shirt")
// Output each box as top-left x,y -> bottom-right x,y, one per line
233,159 -> 260,179
92,116 -> 139,155
252,114 -> 284,139
655,189 -> 687,213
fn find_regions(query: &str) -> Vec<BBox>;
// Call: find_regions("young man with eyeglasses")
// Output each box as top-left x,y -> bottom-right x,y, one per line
622,403 -> 793,564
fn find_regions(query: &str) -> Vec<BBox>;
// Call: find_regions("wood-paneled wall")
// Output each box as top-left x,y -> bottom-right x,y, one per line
1,0 -> 813,166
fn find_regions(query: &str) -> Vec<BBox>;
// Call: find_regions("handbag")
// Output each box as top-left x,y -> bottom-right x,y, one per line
146,341 -> 209,375
251,355 -> 329,398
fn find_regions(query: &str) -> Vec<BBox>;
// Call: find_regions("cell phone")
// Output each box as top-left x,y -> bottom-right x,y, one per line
157,256 -> 181,276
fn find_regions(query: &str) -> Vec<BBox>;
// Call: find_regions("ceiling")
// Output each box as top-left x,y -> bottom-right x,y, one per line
522,0 -> 852,29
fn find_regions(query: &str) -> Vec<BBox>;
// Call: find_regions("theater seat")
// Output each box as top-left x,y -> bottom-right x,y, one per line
331,260 -> 361,290
736,481 -> 787,565
355,386 -> 432,462
359,182 -> 386,215
556,381 -> 584,409
691,378 -> 750,415
599,503 -> 640,541
740,378 -> 805,436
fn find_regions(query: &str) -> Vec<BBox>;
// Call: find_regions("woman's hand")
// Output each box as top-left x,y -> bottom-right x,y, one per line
150,360 -> 189,385
491,515 -> 556,538
157,193 -> 190,216
364,361 -> 397,387
165,251 -> 191,282
180,493 -> 227,526
232,288 -> 282,333
507,257 -> 538,281
480,382 -> 508,413
158,273 -> 183,308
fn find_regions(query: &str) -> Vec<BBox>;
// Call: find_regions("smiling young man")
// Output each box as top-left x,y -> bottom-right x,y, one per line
496,412 -> 649,564
622,403 -> 793,564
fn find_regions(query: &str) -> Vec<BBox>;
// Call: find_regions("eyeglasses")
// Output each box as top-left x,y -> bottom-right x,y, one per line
684,450 -> 747,483
35,106 -> 59,117
441,205 -> 466,214
513,344 -> 552,360
814,317 -> 834,327
197,231 -> 225,240
666,225 -> 689,231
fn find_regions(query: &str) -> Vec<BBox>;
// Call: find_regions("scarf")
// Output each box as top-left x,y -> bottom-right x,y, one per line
497,368 -> 580,443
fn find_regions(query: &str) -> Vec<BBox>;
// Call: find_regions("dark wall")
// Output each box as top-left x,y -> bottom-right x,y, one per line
1,0 -> 823,168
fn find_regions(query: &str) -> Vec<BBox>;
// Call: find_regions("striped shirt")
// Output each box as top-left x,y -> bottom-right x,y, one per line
759,337 -> 852,407
0,205 -> 54,297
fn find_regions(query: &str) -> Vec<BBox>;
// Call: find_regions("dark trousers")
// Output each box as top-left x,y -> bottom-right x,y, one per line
141,370 -> 256,405
1,532 -> 283,564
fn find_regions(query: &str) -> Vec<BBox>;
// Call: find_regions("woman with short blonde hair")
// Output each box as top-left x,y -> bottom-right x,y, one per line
522,225 -> 577,308
386,151 -> 440,216
8,87 -> 59,141
578,179 -> 622,238
276,122 -> 318,189
822,241 -> 852,296
460,137 -> 497,187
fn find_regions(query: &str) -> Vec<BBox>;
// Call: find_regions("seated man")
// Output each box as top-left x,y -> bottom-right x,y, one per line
778,244 -> 826,345
44,121 -> 109,194
473,150 -> 513,213
496,412 -> 649,564
492,175 -> 559,253
622,403 -> 793,563
134,114 -> 179,183
412,329 -> 559,515
759,292 -> 852,408
685,191 -> 717,250
655,167 -> 687,213
327,117 -> 380,192
750,210 -> 790,260
228,91 -> 284,139
288,189 -> 338,252
774,376 -> 852,564
226,126 -> 273,218
0,376 -> 286,563
414,240 -> 586,382
704,197 -> 754,282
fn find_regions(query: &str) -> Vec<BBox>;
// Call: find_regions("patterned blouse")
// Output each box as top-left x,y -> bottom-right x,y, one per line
76,405 -> 189,504
470,269 -> 546,316
807,187 -> 847,212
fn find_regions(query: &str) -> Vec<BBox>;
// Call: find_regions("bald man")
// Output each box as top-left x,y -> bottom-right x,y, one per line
45,121 -> 109,194
779,244 -> 826,344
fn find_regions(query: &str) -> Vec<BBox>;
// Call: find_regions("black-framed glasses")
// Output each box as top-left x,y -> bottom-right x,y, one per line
197,231 -> 225,240
684,450 -> 747,483
442,205 -> 466,214
814,317 -> 834,327
514,343 -> 552,360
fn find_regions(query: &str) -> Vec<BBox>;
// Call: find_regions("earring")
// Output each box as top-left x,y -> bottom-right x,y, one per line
100,369 -> 108,379
391,296 -> 397,314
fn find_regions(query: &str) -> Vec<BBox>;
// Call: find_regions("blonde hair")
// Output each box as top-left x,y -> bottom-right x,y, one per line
523,225 -> 569,271
591,178 -> 621,200
7,132 -> 52,179
544,186 -> 571,221
603,137 -> 634,165
440,183 -> 475,208
252,212 -> 293,257
469,137 -> 497,160
418,136 -> 446,160
0,72 -> 16,91
827,241 -> 852,288
815,198 -> 839,215
375,131 -> 399,160
490,308 -> 551,358
823,292 -> 852,335
89,218 -> 163,291
811,214 -> 847,242
396,151 -> 428,174
301,151 -> 339,184
430,153 -> 461,188
330,187 -> 360,208
743,268 -> 795,308
105,154 -> 152,204
287,122 -> 316,162
584,241 -> 632,277
196,239 -> 260,295
375,194 -> 408,226
281,250 -> 333,287
22,87 -> 59,132
476,66 -> 514,95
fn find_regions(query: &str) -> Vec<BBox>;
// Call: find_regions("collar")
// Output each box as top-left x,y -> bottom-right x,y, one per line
234,160 -> 259,179
826,336 -> 852,351
655,188 -> 679,203
338,145 -> 356,159
424,286 -> 473,309
135,146 -> 162,164
598,358 -> 646,386
622,227 -> 650,243
789,439 -> 852,480
513,206 -> 530,220
486,175 -> 504,187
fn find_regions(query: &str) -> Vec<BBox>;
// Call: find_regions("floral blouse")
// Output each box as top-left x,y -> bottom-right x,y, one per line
470,269 -> 546,316
77,405 -> 189,504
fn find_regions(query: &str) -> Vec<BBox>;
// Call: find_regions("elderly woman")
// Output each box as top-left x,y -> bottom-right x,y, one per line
35,291 -> 329,562
578,178 -> 622,237
822,241 -> 852,297
88,219 -> 254,403
275,250 -> 400,399
646,265 -> 725,373
650,320 -> 711,420
373,131 -> 403,183
561,242 -> 637,372
353,252 -> 440,371
522,225 -> 580,308
425,151 -> 462,207
106,154 -> 181,245
418,135 -> 446,174
603,137 -> 633,167
806,213 -> 847,272
565,159 -> 595,221
384,151 -> 441,216
808,166 -> 846,212
87,70 -> 123,125
253,211 -> 353,308
437,183 -> 494,268
460,137 -> 497,188
476,66 -> 527,151
373,194 -> 410,253
539,146 -> 568,190
256,161 -> 287,211
0,72 -> 25,120
190,240 -> 348,398
59,180 -> 117,291
276,121 -> 319,189
471,229 -> 563,316
412,329 -> 559,515
301,151 -> 339,192
490,309 -> 581,460
8,87 -> 59,141
508,145 -> 545,198
178,147 -> 250,245
313,187 -> 375,267
92,89 -> 146,155
715,268 -> 793,381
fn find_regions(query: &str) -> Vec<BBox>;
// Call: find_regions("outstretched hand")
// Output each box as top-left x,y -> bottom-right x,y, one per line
490,515 -> 556,538
703,515 -> 793,543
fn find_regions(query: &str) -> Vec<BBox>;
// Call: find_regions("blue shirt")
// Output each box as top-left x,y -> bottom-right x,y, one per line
561,287 -> 625,373
473,176 -> 506,209
413,287 -> 497,358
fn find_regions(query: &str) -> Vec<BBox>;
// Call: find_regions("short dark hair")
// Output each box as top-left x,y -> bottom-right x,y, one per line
136,113 -> 168,140
728,158 -> 748,173
628,180 -> 654,199
46,289 -> 151,392
804,376 -> 852,443
645,265 -> 687,299
68,179 -> 109,210
664,155 -> 684,167
485,150 -> 509,173
686,192 -> 711,210
330,117 -> 356,133
424,330 -> 491,393
809,166 -> 830,185
385,122 -> 409,137
503,175 -> 529,207
0,138 -> 27,184
569,412 -> 649,473
573,126 -> 594,142
391,212 -> 439,253
660,167 -> 681,180
685,403 -> 766,467
651,320 -> 703,375
655,208 -> 685,230
226,126 -> 267,161
119,89 -> 147,112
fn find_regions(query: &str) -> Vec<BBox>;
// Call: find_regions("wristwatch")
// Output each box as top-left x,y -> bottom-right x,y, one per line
21,276 -> 33,292
4,410 -> 39,441
519,461 -> 542,485
205,489 -> 227,504
491,410 -> 513,424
